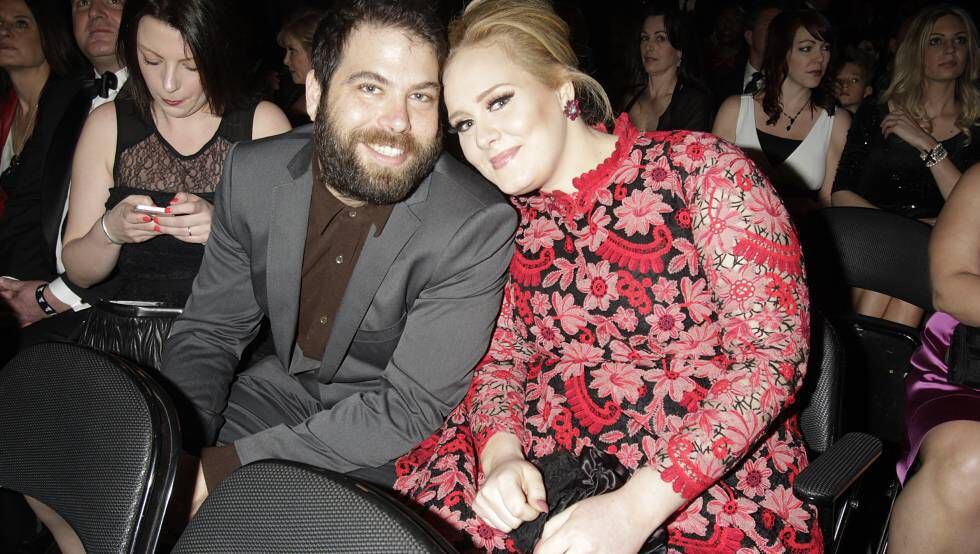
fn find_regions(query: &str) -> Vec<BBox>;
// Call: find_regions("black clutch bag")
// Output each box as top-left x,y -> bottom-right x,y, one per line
77,300 -> 182,369
947,323 -> 980,388
510,448 -> 666,553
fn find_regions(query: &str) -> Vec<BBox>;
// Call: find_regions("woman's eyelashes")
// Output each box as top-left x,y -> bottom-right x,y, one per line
449,92 -> 515,134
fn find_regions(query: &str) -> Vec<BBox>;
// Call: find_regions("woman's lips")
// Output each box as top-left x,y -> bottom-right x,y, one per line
162,98 -> 184,107
491,146 -> 521,170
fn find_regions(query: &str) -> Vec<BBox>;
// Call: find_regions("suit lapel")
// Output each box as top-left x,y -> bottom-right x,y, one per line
317,191 -> 423,382
268,142 -> 314,368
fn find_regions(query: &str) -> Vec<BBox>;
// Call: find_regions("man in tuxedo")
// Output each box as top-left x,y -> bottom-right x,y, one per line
708,0 -> 782,106
0,0 -> 128,337
158,0 -> 516,510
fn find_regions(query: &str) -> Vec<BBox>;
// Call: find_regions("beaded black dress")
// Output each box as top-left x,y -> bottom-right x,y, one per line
832,100 -> 980,219
107,97 -> 256,307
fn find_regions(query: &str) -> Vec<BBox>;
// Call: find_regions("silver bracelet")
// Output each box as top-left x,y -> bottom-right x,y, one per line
922,143 -> 948,168
101,213 -> 123,245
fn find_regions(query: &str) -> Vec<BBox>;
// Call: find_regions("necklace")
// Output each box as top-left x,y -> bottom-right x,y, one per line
782,102 -> 808,131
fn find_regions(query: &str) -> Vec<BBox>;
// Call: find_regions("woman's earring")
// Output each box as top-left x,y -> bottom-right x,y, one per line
563,99 -> 581,121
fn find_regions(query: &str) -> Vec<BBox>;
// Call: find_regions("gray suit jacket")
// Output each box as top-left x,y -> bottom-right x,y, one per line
160,126 -> 516,472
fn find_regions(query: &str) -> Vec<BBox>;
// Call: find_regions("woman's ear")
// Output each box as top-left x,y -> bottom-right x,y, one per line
557,80 -> 576,109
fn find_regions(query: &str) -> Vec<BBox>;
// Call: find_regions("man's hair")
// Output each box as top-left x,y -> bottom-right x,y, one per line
24,0 -> 87,77
120,0 -> 252,119
310,0 -> 447,92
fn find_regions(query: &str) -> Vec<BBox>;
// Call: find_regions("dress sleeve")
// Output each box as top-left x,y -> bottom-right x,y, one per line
649,137 -> 811,500
832,100 -> 877,194
469,280 -> 535,455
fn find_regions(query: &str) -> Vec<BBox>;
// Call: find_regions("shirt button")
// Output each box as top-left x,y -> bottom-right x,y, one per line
319,315 -> 329,325
348,210 -> 357,218
335,255 -> 344,264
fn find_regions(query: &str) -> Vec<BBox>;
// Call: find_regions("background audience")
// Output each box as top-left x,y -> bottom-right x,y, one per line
276,6 -> 324,125
832,4 -> 980,326
833,45 -> 876,113
622,7 -> 713,132
714,9 -> 850,219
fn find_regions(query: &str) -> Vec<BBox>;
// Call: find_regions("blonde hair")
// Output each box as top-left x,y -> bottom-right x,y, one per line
277,8 -> 327,56
882,5 -> 980,139
448,0 -> 612,125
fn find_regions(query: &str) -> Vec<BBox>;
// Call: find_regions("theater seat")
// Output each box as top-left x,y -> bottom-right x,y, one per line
173,460 -> 455,553
795,316 -> 882,554
0,342 -> 180,554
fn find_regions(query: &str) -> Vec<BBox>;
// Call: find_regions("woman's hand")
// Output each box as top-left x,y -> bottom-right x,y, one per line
533,489 -> 660,554
155,192 -> 214,244
103,194 -> 161,244
475,455 -> 548,532
880,111 -> 937,153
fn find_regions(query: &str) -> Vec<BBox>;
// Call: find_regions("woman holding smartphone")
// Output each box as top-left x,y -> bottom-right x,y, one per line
60,0 -> 289,308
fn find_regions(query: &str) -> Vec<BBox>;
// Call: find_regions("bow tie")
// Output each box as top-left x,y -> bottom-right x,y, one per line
86,71 -> 118,99
744,71 -> 763,94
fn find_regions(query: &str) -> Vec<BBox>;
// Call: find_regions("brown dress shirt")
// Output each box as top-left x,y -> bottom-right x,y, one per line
200,164 -> 392,492
296,165 -> 393,360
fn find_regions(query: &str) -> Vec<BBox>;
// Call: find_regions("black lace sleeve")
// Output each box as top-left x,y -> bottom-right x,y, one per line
833,100 -> 881,193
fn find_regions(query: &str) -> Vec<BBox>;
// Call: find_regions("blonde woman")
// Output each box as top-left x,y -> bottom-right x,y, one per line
832,4 -> 980,327
276,7 -> 325,123
396,1 -> 818,552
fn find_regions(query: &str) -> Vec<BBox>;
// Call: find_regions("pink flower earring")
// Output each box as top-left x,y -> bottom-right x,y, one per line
563,99 -> 580,121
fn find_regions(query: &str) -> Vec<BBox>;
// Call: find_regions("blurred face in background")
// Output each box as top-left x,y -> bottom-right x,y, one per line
72,0 -> 124,72
281,33 -> 311,85
834,62 -> 871,112
0,0 -> 45,73
922,14 -> 968,82
640,15 -> 681,79
746,7 -> 781,63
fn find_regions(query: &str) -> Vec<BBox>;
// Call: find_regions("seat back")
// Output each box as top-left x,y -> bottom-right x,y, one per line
799,316 -> 845,455
802,207 -> 933,312
174,460 -> 455,553
0,343 -> 180,554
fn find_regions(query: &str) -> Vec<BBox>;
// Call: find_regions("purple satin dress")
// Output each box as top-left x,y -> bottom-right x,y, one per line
899,312 -> 980,483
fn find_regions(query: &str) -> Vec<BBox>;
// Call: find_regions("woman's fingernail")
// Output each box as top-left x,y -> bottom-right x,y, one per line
153,225 -> 161,232
535,500 -> 549,513
153,217 -> 159,224
169,198 -> 178,204
165,207 -> 172,214
143,216 -> 151,222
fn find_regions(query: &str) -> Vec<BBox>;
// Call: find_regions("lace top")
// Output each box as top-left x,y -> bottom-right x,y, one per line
832,100 -> 980,219
395,115 -> 821,552
106,97 -> 257,306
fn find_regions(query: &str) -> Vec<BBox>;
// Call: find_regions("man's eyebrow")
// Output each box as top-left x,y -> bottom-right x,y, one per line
413,81 -> 441,91
346,71 -> 390,85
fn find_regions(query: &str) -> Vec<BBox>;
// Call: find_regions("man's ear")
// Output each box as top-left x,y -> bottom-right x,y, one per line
744,29 -> 753,49
305,70 -> 321,120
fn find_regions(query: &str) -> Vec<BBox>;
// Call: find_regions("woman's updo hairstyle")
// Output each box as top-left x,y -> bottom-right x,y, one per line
449,0 -> 612,126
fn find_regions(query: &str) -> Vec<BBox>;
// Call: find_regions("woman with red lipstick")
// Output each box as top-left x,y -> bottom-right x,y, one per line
60,0 -> 290,311
395,1 -> 819,552
622,7 -> 713,133
832,4 -> 980,327
714,10 -> 850,222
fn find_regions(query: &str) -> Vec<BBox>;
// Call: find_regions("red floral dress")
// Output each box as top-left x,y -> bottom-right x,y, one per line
395,115 -> 821,553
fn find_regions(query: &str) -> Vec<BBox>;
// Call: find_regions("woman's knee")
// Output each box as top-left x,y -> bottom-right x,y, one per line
921,421 -> 980,515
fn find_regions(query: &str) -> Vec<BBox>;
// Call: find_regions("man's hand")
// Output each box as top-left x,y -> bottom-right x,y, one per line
0,278 -> 69,327
190,460 -> 209,519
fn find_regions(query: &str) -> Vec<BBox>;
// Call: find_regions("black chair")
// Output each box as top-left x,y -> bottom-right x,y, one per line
803,207 -> 932,444
0,342 -> 180,554
173,460 -> 455,553
795,316 -> 882,554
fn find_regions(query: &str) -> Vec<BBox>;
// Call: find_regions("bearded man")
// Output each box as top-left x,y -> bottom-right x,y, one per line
158,0 -> 516,510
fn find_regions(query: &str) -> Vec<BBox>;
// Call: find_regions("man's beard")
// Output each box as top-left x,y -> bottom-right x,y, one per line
313,103 -> 442,205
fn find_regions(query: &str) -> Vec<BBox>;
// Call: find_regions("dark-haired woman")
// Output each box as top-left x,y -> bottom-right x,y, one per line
61,0 -> 290,306
623,9 -> 713,133
0,0 -> 86,274
714,10 -> 850,220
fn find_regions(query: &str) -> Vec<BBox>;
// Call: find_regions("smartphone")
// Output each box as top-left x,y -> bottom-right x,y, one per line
99,299 -> 183,317
135,204 -> 166,214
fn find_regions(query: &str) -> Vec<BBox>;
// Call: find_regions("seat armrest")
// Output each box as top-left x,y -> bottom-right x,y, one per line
794,432 -> 882,505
